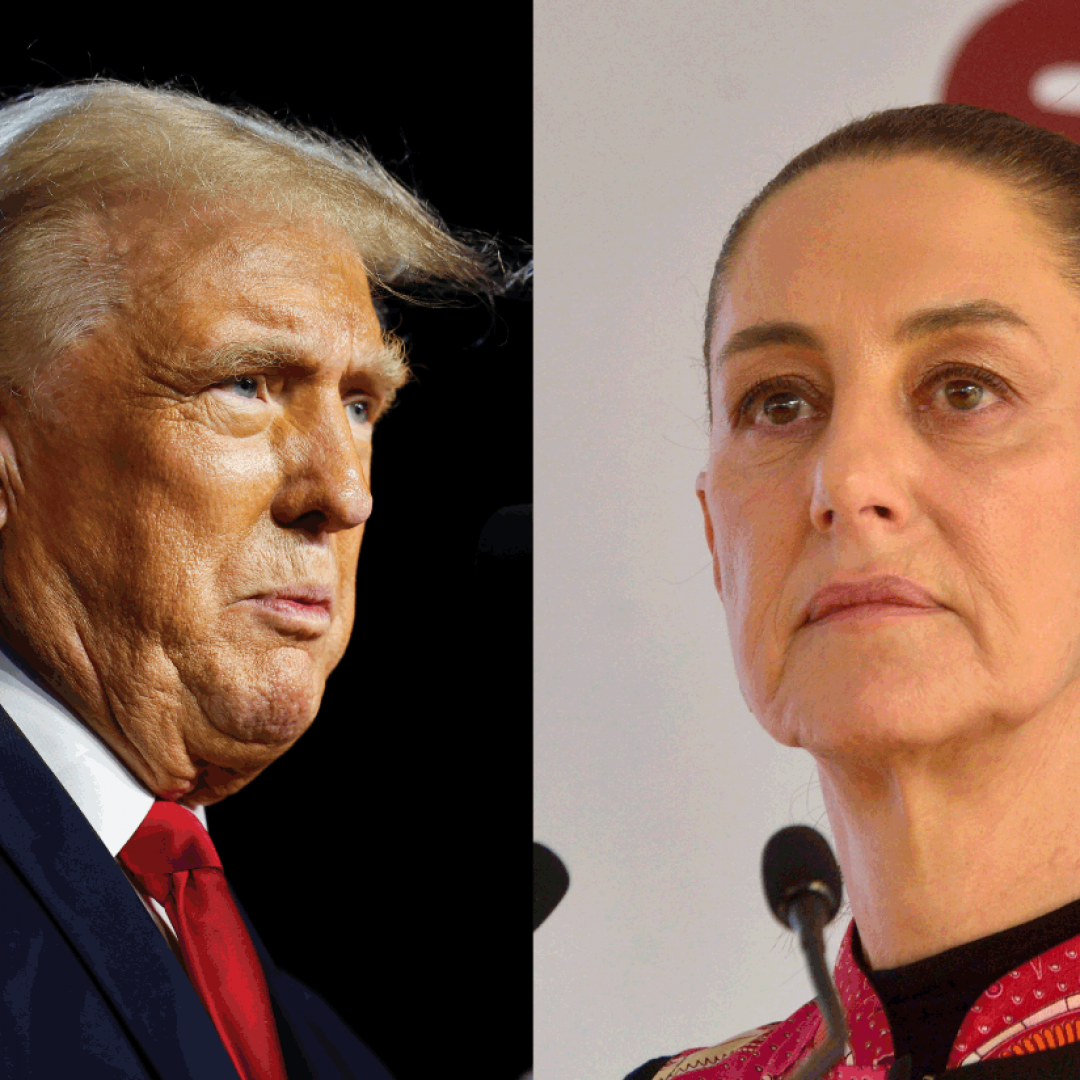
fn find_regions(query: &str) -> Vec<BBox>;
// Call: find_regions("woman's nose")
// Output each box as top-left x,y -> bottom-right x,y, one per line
808,397 -> 916,538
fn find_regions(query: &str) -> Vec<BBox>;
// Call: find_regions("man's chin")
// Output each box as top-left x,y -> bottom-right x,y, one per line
181,763 -> 272,806
169,669 -> 325,804
205,692 -> 318,747
173,715 -> 312,806
191,648 -> 327,746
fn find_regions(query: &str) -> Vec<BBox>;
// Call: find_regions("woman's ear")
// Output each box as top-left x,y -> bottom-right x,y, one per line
696,471 -> 722,602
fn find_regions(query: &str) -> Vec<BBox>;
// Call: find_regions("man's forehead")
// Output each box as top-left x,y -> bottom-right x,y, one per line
128,214 -> 379,331
103,208 -> 406,392
199,273 -> 388,374
109,190 -> 367,289
152,219 -> 366,285
165,293 -> 403,391
226,287 -> 381,345
84,193 -> 412,400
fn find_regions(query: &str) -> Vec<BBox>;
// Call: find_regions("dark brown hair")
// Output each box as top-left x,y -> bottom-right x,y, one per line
703,103 -> 1080,421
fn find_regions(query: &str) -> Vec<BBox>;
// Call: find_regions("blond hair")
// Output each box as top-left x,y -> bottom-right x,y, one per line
0,77 -> 496,394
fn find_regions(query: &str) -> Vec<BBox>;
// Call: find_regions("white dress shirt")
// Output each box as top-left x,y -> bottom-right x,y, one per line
0,636 -> 206,961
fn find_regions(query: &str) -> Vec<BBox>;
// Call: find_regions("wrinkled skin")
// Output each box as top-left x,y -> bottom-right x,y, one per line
696,155 -> 1080,967
0,203 -> 401,806
697,156 -> 1080,762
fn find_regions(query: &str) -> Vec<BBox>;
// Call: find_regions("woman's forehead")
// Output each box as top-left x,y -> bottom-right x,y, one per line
716,155 -> 1065,347
737,155 -> 1036,271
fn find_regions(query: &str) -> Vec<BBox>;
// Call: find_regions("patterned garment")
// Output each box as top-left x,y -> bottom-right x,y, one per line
651,920 -> 1080,1079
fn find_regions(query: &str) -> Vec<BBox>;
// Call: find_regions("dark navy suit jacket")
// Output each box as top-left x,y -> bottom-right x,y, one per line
0,703 -> 393,1078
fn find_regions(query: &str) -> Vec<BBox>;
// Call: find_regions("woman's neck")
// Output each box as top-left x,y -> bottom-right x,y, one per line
816,691 -> 1080,971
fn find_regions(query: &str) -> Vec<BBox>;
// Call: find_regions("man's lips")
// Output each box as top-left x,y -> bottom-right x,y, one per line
806,575 -> 941,625
241,587 -> 333,626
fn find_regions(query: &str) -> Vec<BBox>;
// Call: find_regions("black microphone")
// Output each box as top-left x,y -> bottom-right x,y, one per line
762,826 -> 849,1080
534,842 -> 570,931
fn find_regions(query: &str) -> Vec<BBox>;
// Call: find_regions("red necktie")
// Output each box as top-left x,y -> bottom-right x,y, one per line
118,799 -> 288,1080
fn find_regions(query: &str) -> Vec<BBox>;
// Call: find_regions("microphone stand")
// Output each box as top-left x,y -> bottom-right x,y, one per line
787,889 -> 849,1080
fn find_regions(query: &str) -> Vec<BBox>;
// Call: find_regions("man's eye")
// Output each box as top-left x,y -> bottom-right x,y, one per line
220,376 -> 260,399
347,399 -> 371,424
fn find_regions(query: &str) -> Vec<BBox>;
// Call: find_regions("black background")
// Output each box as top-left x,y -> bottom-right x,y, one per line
0,18 -> 531,1080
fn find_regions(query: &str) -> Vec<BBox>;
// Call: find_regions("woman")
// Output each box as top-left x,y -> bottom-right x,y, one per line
629,103 -> 1080,1080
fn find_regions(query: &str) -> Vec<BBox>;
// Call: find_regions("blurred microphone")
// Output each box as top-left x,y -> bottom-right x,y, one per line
534,842 -> 570,930
762,826 -> 848,1080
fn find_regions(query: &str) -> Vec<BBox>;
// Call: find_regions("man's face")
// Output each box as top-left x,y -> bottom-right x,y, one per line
697,155 -> 1080,763
0,206 -> 401,804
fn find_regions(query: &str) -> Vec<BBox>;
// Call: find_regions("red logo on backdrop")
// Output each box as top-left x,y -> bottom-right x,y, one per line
942,0 -> 1080,140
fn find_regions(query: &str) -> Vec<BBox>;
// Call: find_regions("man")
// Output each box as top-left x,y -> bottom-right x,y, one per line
0,77 -> 494,1077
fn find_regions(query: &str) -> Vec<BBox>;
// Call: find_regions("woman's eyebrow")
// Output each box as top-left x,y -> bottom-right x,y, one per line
717,299 -> 1040,367
717,322 -> 822,366
893,299 -> 1039,344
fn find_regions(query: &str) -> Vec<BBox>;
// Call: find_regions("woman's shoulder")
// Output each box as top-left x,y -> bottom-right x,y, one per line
622,998 -> 824,1080
621,1022 -> 781,1080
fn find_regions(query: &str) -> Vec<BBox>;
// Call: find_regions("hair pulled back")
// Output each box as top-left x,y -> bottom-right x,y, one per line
703,103 -> 1080,420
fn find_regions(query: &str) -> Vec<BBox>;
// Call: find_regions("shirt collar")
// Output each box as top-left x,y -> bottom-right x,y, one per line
835,918 -> 1080,1071
0,634 -> 207,855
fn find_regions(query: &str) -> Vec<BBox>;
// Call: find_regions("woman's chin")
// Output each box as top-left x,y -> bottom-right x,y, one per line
754,625 -> 997,754
761,673 -> 997,760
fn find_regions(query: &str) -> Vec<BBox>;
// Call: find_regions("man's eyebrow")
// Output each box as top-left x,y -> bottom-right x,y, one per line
717,300 -> 1038,366
200,334 -> 411,397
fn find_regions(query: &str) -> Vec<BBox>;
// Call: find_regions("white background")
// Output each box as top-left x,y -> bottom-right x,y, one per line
534,3 -> 1023,1078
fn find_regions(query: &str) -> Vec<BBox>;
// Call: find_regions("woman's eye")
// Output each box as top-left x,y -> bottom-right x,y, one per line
924,367 -> 1006,408
758,390 -> 809,425
939,381 -> 984,410
737,379 -> 814,427
736,365 -> 1009,429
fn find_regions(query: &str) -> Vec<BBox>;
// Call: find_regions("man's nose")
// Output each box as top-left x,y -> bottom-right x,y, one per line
808,396 -> 917,536
271,401 -> 373,536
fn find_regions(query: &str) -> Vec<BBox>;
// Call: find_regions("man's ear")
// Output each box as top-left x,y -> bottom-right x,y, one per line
695,471 -> 722,602
0,398 -> 23,533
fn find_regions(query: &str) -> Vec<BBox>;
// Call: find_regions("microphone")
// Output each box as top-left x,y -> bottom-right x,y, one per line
762,826 -> 849,1080
534,842 -> 570,930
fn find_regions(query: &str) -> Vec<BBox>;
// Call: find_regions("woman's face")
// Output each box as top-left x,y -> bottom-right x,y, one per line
698,154 -> 1080,760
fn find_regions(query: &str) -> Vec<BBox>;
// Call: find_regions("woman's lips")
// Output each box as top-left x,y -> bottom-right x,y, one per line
809,601 -> 941,625
806,574 -> 940,625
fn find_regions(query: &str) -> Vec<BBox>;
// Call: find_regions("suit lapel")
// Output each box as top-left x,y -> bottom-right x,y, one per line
0,704 -> 239,1080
